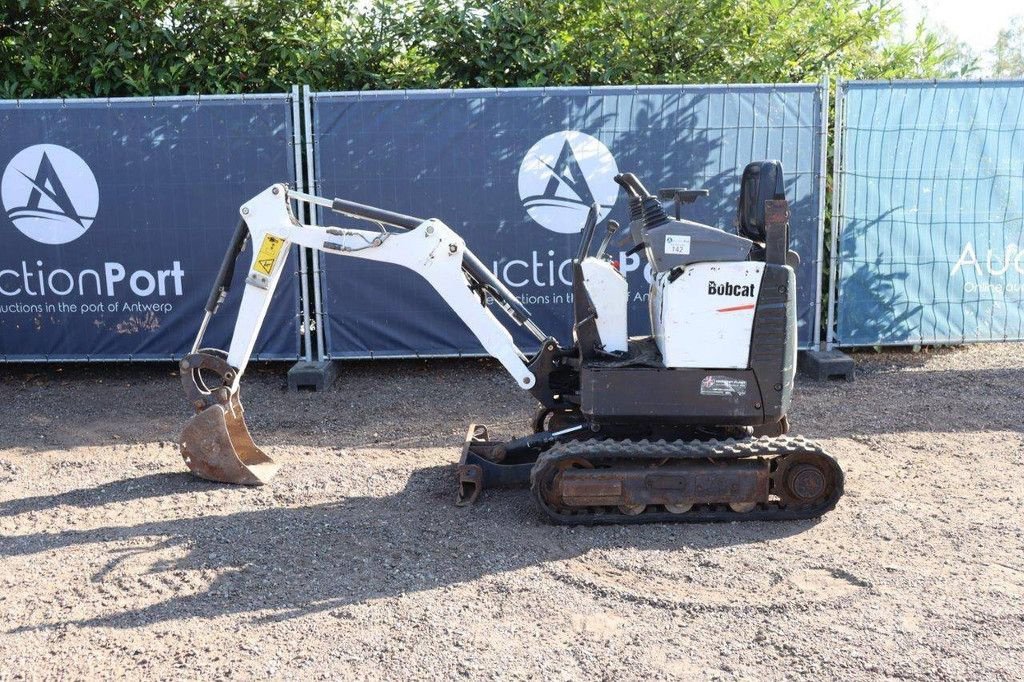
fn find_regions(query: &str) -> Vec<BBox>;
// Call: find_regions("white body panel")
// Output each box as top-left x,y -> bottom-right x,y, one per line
579,258 -> 628,353
651,261 -> 765,369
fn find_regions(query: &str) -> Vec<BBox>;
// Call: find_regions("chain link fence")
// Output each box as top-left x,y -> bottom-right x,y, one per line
830,79 -> 1024,347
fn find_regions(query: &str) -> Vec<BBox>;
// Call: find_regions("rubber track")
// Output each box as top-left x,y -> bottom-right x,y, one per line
529,435 -> 844,525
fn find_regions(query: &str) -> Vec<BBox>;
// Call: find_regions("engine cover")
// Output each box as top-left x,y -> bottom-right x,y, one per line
651,261 -> 765,368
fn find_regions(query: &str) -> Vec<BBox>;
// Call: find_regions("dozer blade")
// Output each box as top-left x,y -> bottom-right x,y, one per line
180,403 -> 279,485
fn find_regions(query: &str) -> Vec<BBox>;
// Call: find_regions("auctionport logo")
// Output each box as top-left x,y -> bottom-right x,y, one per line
517,131 -> 619,234
1,144 -> 99,245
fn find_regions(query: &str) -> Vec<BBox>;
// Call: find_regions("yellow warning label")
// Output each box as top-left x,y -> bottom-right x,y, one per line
254,234 -> 285,275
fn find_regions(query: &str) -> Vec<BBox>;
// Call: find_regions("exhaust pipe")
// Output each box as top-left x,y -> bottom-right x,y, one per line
179,350 -> 280,485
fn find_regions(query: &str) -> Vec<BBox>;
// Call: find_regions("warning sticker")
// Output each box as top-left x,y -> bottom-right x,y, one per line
700,375 -> 747,397
254,234 -> 285,275
664,234 -> 691,256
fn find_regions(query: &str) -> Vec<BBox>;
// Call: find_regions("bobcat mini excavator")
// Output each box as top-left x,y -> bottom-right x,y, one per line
178,161 -> 843,524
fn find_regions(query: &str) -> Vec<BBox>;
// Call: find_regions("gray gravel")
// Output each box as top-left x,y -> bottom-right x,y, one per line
1,344 -> 1023,680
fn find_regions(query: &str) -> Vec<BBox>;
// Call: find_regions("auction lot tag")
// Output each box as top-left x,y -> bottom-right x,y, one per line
665,234 -> 691,255
255,234 -> 285,275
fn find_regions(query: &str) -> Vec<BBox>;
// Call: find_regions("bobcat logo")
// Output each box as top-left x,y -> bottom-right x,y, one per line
1,144 -> 99,245
707,280 -> 757,297
517,131 -> 619,234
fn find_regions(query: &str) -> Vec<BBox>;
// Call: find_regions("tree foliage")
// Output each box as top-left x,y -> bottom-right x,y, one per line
1,0 -> 972,98
993,16 -> 1024,77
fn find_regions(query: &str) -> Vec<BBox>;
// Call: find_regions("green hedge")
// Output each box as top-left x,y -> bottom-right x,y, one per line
1,0 -> 970,99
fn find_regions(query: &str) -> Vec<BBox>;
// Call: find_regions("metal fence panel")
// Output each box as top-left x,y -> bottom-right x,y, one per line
311,85 -> 827,357
0,95 -> 300,361
833,80 -> 1024,346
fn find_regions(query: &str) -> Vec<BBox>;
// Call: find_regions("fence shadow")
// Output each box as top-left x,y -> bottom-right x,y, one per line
833,209 -> 925,346
796,363 -> 1024,436
3,350 -> 1023,460
0,358 -> 537,452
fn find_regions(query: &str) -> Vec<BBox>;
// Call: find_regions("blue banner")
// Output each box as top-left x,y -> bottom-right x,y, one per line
312,85 -> 825,357
0,96 -> 299,360
835,81 -> 1024,346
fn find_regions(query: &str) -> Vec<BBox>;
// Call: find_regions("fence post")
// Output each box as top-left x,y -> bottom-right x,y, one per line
813,72 -> 830,349
291,84 -> 313,363
825,80 -> 846,352
286,84 -> 339,391
796,78 -> 856,380
303,85 -> 327,363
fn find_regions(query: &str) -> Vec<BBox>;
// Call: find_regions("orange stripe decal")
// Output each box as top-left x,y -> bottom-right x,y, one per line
717,303 -> 756,313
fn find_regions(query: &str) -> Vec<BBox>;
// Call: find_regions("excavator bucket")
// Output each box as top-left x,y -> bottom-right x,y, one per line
179,351 -> 280,485
180,399 -> 279,485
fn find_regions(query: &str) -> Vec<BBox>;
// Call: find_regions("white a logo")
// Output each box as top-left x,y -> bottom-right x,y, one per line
2,144 -> 99,245
518,131 -> 619,234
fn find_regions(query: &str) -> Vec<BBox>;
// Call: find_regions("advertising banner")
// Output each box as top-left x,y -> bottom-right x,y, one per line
311,85 -> 825,357
835,81 -> 1024,345
0,96 -> 299,360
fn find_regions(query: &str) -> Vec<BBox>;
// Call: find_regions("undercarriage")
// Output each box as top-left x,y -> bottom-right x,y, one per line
458,423 -> 842,524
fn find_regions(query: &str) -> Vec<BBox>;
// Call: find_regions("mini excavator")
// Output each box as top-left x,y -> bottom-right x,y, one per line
178,161 -> 843,524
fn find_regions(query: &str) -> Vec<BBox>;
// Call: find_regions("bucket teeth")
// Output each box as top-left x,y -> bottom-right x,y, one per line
180,401 -> 279,485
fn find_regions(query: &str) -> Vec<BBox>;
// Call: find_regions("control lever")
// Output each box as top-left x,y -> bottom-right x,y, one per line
615,173 -> 652,198
575,203 -> 601,262
595,220 -> 620,260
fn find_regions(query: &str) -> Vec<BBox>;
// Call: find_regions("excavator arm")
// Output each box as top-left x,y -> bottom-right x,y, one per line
179,184 -> 549,484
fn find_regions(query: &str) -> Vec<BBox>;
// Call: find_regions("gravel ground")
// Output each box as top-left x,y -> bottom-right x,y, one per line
1,344 -> 1023,680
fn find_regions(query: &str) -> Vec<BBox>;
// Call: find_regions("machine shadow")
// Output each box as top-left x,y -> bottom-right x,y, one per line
0,472 -> 195,518
2,465 -> 817,632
